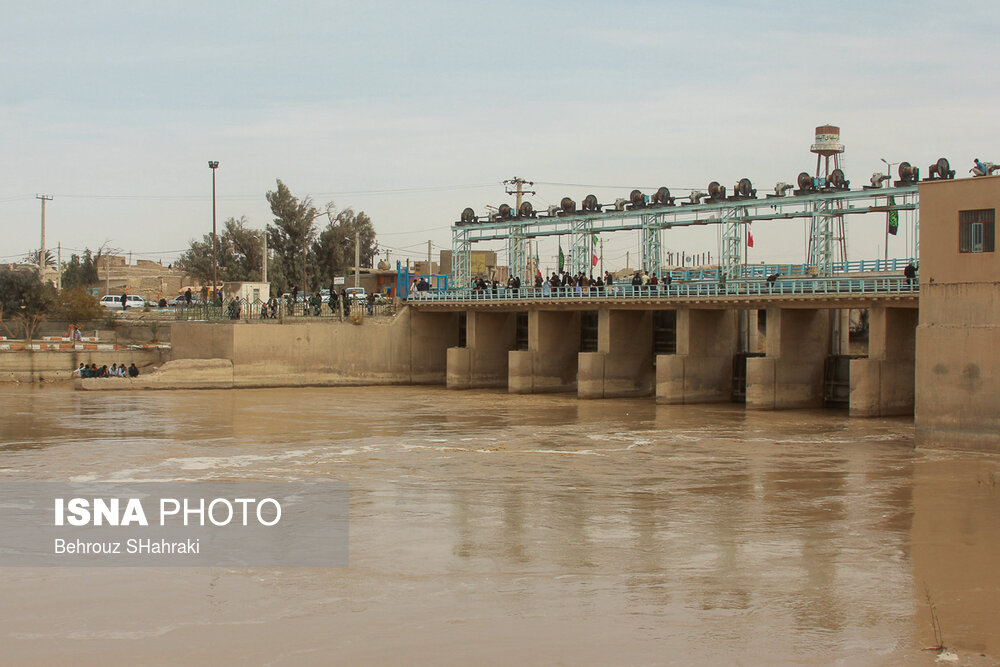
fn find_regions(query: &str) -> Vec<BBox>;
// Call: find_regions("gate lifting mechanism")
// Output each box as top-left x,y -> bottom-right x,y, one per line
451,157 -> 946,288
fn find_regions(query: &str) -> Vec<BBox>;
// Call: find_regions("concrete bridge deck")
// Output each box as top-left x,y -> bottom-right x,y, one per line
406,276 -> 918,310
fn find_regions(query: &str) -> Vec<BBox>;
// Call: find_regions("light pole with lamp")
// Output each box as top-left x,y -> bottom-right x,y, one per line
880,158 -> 899,266
208,161 -> 219,302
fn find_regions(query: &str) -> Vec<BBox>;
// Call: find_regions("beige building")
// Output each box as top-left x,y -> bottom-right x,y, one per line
915,174 -> 1000,451
222,281 -> 271,303
95,255 -> 190,301
439,250 -> 499,279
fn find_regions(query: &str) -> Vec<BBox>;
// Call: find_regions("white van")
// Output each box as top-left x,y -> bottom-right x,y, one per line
345,287 -> 367,302
100,294 -> 146,310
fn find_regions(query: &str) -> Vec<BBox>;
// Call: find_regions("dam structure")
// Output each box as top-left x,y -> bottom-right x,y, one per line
143,169 -> 998,451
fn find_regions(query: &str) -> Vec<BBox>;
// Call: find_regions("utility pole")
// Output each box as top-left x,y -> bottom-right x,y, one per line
504,177 -> 535,211
427,240 -> 432,271
262,232 -> 268,283
36,194 -> 52,281
57,242 -> 62,291
354,231 -> 360,288
208,161 -> 219,301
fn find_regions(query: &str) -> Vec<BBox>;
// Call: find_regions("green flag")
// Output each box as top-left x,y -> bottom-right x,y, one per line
558,243 -> 565,272
888,196 -> 899,236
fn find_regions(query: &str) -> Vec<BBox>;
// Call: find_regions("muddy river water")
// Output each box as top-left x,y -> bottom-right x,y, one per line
1,384 -> 998,665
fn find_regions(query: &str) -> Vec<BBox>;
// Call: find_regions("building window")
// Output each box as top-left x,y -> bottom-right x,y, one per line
959,209 -> 995,253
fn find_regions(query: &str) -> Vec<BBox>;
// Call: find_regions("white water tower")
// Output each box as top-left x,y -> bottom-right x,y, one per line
810,124 -> 844,178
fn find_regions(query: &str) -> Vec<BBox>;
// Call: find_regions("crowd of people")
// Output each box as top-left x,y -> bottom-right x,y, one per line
469,270 -> 674,295
74,362 -> 140,379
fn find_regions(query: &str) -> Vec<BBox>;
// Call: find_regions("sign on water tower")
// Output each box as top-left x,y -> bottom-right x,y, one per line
811,124 -> 844,156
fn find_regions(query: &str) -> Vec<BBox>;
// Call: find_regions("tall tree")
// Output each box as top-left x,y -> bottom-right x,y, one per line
265,180 -> 322,292
0,267 -> 57,340
176,216 -> 264,284
25,249 -> 56,269
61,249 -> 100,289
224,217 -> 264,281
312,209 -> 379,286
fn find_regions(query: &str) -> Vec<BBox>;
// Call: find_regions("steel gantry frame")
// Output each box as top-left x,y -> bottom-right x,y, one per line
507,226 -> 526,285
569,219 -> 591,276
806,197 -> 849,276
640,213 -> 662,276
452,225 -> 472,288
450,186 -> 919,289
719,206 -> 744,280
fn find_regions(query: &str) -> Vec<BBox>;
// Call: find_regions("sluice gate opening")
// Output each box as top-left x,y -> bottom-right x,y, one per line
580,311 -> 599,353
824,354 -> 862,409
652,310 -> 677,358
515,312 -> 529,351
732,352 -> 765,403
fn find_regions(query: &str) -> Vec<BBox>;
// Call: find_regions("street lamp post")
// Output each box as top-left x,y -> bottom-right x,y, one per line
880,158 -> 898,265
208,161 -> 219,302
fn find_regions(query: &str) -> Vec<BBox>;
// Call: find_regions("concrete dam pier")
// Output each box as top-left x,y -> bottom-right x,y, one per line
441,302 -> 916,417
162,297 -> 916,423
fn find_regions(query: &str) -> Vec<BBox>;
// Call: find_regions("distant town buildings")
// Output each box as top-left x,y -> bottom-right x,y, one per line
93,255 -> 190,301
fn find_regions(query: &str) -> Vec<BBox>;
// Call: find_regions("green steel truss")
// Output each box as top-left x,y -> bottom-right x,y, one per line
507,226 -> 526,285
641,213 -> 662,275
452,226 -> 473,288
719,207 -> 744,279
451,186 -> 918,285
568,219 -> 592,276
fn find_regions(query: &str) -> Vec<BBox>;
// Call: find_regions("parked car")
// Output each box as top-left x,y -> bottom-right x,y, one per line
100,294 -> 147,310
167,295 -> 203,307
345,287 -> 367,303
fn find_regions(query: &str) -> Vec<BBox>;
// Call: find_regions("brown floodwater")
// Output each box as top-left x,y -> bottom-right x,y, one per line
1,384 -> 998,666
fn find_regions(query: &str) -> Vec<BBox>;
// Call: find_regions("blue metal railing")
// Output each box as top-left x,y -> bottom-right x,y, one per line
662,257 -> 917,282
407,275 -> 918,303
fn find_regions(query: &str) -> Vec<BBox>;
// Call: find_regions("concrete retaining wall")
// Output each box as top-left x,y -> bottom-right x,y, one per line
169,308 -> 458,388
0,348 -> 169,383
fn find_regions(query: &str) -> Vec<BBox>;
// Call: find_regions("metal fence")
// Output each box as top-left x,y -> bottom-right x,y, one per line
406,275 -> 918,303
172,297 -> 396,321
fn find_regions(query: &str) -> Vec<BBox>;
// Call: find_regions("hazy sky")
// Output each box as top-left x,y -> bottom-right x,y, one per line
2,1 -> 996,273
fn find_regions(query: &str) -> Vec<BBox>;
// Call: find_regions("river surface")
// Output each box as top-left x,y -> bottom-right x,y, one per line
1,385 -> 998,666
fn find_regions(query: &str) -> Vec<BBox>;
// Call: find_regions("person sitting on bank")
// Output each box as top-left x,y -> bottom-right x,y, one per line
74,363 -> 86,377
128,363 -> 139,378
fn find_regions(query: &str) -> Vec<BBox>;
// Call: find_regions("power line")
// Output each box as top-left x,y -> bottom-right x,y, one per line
1,182 -> 499,204
534,181 -> 701,192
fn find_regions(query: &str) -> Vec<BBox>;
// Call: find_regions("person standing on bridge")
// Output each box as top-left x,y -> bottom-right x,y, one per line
904,262 -> 917,286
